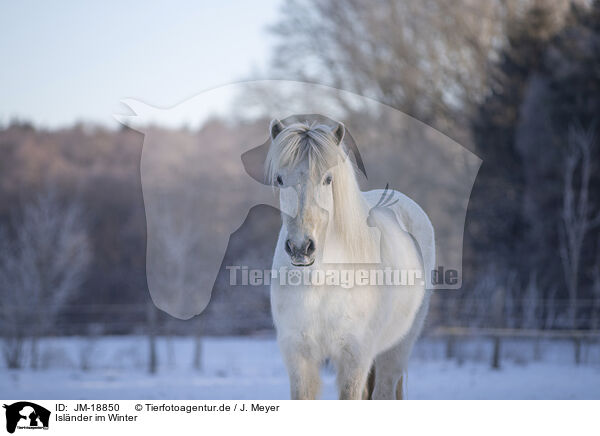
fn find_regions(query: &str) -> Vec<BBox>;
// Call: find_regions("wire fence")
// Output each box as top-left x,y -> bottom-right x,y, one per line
3,294 -> 600,335
2,296 -> 600,371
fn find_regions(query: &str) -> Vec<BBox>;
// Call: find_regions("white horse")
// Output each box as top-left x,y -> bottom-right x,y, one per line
266,118 -> 435,400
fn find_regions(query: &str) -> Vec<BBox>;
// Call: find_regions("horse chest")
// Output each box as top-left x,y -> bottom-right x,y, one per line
272,284 -> 376,347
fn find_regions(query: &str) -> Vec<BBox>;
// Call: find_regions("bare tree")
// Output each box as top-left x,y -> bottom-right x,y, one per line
462,264 -> 500,329
559,125 -> 600,329
0,228 -> 26,368
522,271 -> 543,359
522,272 -> 540,330
0,191 -> 91,369
264,0 -> 574,138
544,285 -> 559,330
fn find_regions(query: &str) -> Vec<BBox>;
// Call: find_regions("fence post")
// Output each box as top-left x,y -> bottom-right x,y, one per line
491,286 -> 505,370
491,336 -> 501,369
445,335 -> 456,360
574,338 -> 581,365
444,298 -> 458,360
193,318 -> 203,371
146,301 -> 158,374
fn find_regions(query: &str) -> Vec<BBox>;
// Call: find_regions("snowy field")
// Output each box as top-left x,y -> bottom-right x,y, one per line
1,336 -> 599,399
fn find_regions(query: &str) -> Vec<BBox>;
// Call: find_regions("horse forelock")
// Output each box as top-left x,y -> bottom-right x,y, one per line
265,121 -> 344,184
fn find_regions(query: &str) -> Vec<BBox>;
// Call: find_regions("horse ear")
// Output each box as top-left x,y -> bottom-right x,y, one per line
332,122 -> 345,145
269,119 -> 284,140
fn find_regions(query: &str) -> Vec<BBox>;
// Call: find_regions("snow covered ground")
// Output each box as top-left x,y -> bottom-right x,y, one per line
1,336 -> 599,399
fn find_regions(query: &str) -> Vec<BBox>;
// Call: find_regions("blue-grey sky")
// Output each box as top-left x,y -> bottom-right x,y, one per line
0,1 -> 281,127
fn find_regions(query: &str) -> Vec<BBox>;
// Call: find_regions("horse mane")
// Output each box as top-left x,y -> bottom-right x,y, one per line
265,121 -> 377,263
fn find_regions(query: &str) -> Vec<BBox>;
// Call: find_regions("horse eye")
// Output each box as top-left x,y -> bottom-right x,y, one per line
276,175 -> 283,186
324,175 -> 333,185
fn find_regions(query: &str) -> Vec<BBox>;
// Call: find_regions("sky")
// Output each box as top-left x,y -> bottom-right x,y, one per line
0,0 -> 281,128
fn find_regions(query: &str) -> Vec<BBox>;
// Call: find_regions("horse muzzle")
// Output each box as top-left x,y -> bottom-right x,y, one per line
285,237 -> 316,267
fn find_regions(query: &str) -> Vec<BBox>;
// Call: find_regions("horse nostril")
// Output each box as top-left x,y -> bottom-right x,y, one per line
285,239 -> 294,256
305,238 -> 315,256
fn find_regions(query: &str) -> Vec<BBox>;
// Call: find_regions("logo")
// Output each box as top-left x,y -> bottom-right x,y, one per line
116,81 -> 482,319
3,402 -> 50,434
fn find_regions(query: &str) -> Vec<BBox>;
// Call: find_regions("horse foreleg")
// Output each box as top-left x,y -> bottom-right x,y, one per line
281,346 -> 321,400
336,345 -> 373,400
372,341 -> 410,400
288,360 -> 321,400
337,363 -> 372,400
362,365 -> 376,399
395,375 -> 404,400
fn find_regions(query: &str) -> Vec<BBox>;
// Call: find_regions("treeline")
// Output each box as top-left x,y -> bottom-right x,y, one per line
1,1 -> 600,344
0,120 -> 277,345
268,0 -> 600,330
465,3 -> 600,329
